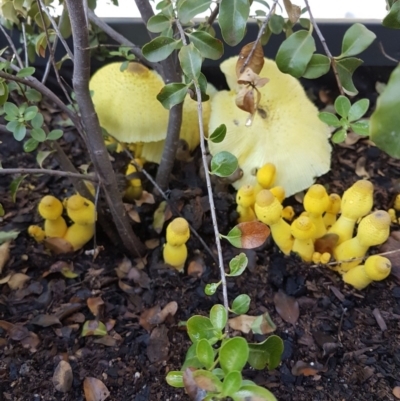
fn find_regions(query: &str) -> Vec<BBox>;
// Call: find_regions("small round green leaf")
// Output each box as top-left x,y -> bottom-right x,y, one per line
25,88 -> 42,103
228,253 -> 248,277
340,23 -> 376,58
219,0 -> 250,46
147,14 -> 171,33
332,128 -> 347,143
222,371 -> 242,397
166,371 -> 184,388
231,294 -> 251,315
142,36 -> 180,62
232,384 -> 277,401
179,43 -> 202,81
205,282 -> 220,295
318,112 -> 342,127
4,102 -> 19,118
16,66 -> 35,78
334,95 -> 351,119
187,316 -> 220,344
30,128 -> 46,142
47,129 -> 64,141
220,337 -> 249,373
12,122 -> 27,141
196,339 -> 215,369
177,0 -> 212,24
247,335 -> 284,370
23,106 -> 38,121
157,83 -> 188,110
210,304 -> 227,331
210,151 -> 238,177
335,57 -> 363,96
348,98 -> 369,122
188,31 -> 224,60
23,138 -> 39,152
209,124 -> 227,143
31,112 -> 44,129
302,53 -> 330,79
182,343 -> 204,370
350,120 -> 369,136
383,1 -> 400,29
276,30 -> 316,78
268,14 -> 284,34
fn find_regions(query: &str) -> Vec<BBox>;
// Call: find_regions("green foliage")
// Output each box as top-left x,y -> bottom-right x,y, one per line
209,124 -> 227,143
318,95 -> 370,143
227,253 -> 248,277
219,0 -> 250,46
383,0 -> 400,28
210,151 -> 239,177
156,83 -> 188,109
231,294 -> 251,314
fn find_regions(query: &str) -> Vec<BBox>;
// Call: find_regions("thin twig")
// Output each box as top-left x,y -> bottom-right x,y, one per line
337,307 -> 347,342
240,0 -> 279,74
207,4 -> 219,27
0,25 -> 23,69
304,0 -> 345,96
21,23 -> 29,68
0,168 -> 98,181
379,41 -> 400,64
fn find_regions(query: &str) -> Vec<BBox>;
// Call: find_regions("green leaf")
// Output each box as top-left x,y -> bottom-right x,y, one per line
31,112 -> 44,129
231,294 -> 251,315
23,105 -> 38,121
179,43 -> 202,81
339,23 -> 376,58
16,66 -> 35,78
0,203 -> 3,217
182,343 -> 204,370
220,337 -> 249,373
210,151 -> 238,177
318,112 -> 342,127
370,64 -> 400,158
383,1 -> 400,29
4,102 -> 20,118
332,128 -> 347,143
348,98 -> 369,122
196,339 -> 215,370
334,95 -> 351,119
227,253 -> 248,277
142,37 -> 180,62
166,371 -> 184,388
192,370 -> 223,393
25,88 -> 42,103
11,122 -> 27,141
177,0 -> 212,24
36,150 -> 54,168
147,14 -> 171,33
232,384 -> 277,401
276,30 -> 316,78
219,0 -> 250,46
187,316 -> 221,344
210,304 -> 227,331
250,312 -> 276,335
335,57 -> 363,96
10,175 -> 27,202
350,120 -> 369,136
222,371 -> 242,397
120,60 -> 129,72
47,129 -> 63,141
302,54 -> 330,79
0,229 -> 19,244
188,31 -> 224,60
247,335 -> 284,370
209,124 -> 227,143
157,83 -> 188,110
205,282 -> 220,295
268,14 -> 284,34
23,138 -> 39,152
30,128 -> 46,142
0,82 -> 9,105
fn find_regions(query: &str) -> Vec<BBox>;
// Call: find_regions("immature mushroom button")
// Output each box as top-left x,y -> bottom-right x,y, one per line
323,193 -> 341,229
208,57 -> 331,196
290,216 -> 316,262
236,184 -> 256,223
38,195 -> 68,238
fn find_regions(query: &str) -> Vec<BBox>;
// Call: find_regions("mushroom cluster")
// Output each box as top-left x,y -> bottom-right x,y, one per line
238,178 -> 392,289
208,57 -> 332,197
89,62 -> 214,163
28,194 -> 96,252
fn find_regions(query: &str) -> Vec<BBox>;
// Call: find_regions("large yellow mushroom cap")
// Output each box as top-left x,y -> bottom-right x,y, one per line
66,194 -> 96,226
304,184 -> 330,215
254,189 -> 282,225
357,210 -> 391,247
364,255 -> 391,281
341,180 -> 374,219
291,216 -> 316,240
236,185 -> 256,208
38,195 -> 64,220
208,57 -> 331,196
166,217 -> 190,246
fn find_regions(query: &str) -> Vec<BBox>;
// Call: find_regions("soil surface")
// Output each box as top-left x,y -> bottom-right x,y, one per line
1,86 -> 400,401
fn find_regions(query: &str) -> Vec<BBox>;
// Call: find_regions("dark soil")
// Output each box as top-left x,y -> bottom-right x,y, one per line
1,93 -> 400,401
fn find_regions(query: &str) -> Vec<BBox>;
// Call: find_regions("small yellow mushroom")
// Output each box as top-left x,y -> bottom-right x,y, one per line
290,216 -> 316,262
28,225 -> 45,242
270,186 -> 285,204
281,206 -> 295,222
342,255 -> 391,290
37,195 -> 68,238
125,162 -> 143,201
394,194 -> 400,212
254,163 -> 276,195
236,185 -> 256,223
323,193 -> 341,229
388,208 -> 397,223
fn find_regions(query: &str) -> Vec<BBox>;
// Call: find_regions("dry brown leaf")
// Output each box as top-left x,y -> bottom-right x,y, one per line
274,290 -> 300,325
87,297 -> 104,318
53,360 -> 73,393
0,241 -> 10,274
147,325 -> 170,363
134,191 -> 155,206
44,237 -> 74,254
187,257 -> 206,278
31,314 -> 61,327
145,238 -> 160,249
236,41 -> 265,76
229,312 -> 276,334
0,273 -> 12,285
314,233 -> 339,255
139,305 -> 161,331
115,257 -> 132,279
234,221 -> 271,249
83,377 -> 110,401
355,156 -> 370,178
150,301 -> 178,325
125,205 -> 141,223
8,273 -> 30,290
291,360 -> 324,376
183,368 -> 207,401
393,386 -> 400,399
283,0 -> 301,24
20,331 -> 40,352
0,319 -> 14,332
237,68 -> 269,88
94,335 -> 118,347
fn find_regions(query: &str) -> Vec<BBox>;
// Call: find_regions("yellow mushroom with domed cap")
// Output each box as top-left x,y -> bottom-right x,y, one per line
236,184 -> 256,223
290,216 -> 316,262
323,193 -> 341,229
37,195 -> 68,238
334,210 -> 391,272
208,57 -> 331,197
328,180 -> 373,245
254,189 -> 293,255
342,255 -> 391,290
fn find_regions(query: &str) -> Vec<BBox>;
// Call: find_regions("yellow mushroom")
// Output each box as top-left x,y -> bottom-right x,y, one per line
342,255 -> 391,290
312,251 -> 331,265
163,217 -> 190,272
208,57 -> 331,196
328,180 -> 374,245
37,195 -> 68,238
254,163 -> 276,195
236,184 -> 256,223
254,189 -> 293,255
281,206 -> 295,222
290,216 -> 316,262
28,225 -> 45,242
124,162 -> 143,201
388,208 -> 397,223
270,186 -> 285,204
323,193 -> 341,229
334,210 -> 391,272
303,184 -> 330,239
394,194 -> 400,212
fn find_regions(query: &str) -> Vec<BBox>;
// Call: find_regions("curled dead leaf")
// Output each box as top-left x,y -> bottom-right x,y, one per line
274,290 -> 300,325
8,273 -> 30,290
134,191 -> 155,207
393,386 -> 400,399
236,41 -> 265,76
0,241 -> 10,274
87,297 -> 104,318
229,312 -> 276,334
31,314 -> 61,327
83,377 -> 110,401
314,233 -> 339,255
283,0 -> 301,24
355,156 -> 370,179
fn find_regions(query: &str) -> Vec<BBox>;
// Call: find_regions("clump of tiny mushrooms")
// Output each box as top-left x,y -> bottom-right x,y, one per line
236,166 -> 393,290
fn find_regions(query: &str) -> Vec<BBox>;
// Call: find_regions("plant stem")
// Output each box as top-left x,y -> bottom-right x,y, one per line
65,0 -> 146,257
0,168 -> 98,181
21,23 -> 29,68
135,0 -> 183,191
304,0 -> 345,96
0,25 -> 23,69
239,0 -> 279,74
207,4 -> 219,27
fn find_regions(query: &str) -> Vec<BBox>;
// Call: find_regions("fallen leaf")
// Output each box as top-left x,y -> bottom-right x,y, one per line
236,41 -> 265,76
355,156 -> 370,178
20,331 -> 40,352
134,191 -> 155,206
187,257 -> 206,278
183,368 -> 207,401
314,233 -> 339,255
139,302 -> 178,331
31,314 -> 61,327
0,273 -> 12,285
8,273 -> 30,290
83,377 -> 110,401
125,204 -> 141,223
44,237 -> 74,254
274,290 -> 300,325
393,386 -> 400,399
291,360 -> 324,376
87,297 -> 104,318
81,320 -> 107,337
225,221 -> 270,249
229,312 -> 276,334
153,201 -> 167,234
53,360 -> 73,393
44,261 -> 76,277
145,238 -> 160,249
0,241 -> 10,274
147,325 -> 170,363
